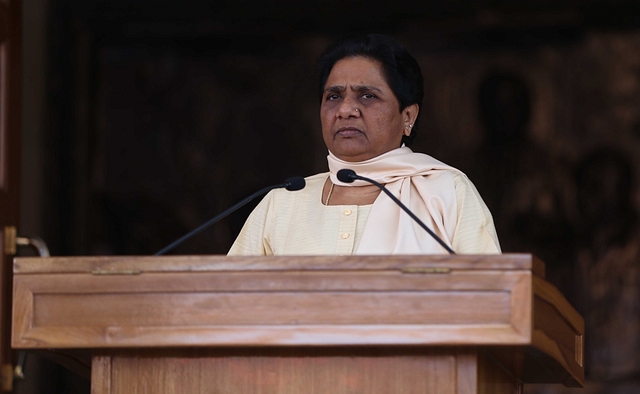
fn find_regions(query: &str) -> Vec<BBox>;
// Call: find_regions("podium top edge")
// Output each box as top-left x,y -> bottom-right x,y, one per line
14,254 -> 543,276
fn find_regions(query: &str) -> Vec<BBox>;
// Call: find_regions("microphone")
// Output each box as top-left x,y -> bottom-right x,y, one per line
154,176 -> 306,256
337,169 -> 455,254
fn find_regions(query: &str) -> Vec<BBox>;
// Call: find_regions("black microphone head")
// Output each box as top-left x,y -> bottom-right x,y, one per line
284,176 -> 306,191
337,169 -> 356,183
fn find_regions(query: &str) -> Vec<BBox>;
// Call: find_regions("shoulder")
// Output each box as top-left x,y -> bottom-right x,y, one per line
416,167 -> 460,199
450,171 -> 477,193
421,163 -> 476,197
418,167 -> 489,218
304,172 -> 329,188
447,170 -> 487,210
267,172 -> 327,202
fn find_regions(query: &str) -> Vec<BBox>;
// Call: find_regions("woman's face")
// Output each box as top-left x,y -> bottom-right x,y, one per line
321,56 -> 418,162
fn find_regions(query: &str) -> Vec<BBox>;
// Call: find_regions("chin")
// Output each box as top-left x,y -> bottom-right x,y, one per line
336,152 -> 376,162
331,143 -> 371,159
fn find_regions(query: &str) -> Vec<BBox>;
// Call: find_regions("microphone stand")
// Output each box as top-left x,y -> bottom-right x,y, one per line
155,177 -> 305,256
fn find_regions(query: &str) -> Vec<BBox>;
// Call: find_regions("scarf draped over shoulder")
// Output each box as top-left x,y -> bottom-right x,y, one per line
327,147 -> 460,254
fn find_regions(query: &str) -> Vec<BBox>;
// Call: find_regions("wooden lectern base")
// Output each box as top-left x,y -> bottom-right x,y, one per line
12,255 -> 583,393
92,347 -> 520,394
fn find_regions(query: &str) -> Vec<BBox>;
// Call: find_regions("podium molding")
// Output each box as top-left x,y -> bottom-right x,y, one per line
12,254 -> 583,393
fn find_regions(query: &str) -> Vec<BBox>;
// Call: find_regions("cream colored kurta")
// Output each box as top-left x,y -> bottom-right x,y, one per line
228,171 -> 501,256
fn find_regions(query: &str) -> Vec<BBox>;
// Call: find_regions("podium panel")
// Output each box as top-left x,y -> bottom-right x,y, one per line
12,254 -> 583,393
91,348 -> 519,394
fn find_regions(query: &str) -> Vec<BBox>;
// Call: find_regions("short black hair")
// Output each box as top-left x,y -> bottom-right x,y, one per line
317,34 -> 424,146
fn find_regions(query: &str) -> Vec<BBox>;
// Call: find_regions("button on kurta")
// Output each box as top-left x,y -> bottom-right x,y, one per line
335,205 -> 358,255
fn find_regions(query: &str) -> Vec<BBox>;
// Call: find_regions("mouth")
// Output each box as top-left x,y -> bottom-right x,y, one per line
335,127 -> 364,137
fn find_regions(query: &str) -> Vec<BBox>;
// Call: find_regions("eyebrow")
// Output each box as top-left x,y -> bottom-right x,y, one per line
324,85 -> 383,94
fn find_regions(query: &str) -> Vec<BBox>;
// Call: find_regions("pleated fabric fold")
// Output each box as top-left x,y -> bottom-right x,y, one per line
328,147 -> 459,254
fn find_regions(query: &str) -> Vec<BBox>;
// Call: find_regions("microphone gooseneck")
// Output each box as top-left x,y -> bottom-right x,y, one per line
336,169 -> 455,254
154,176 -> 306,256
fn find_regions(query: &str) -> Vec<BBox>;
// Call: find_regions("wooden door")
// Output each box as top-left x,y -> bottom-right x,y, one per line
0,0 -> 21,391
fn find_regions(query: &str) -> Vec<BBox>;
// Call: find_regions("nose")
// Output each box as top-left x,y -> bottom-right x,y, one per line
336,96 -> 360,119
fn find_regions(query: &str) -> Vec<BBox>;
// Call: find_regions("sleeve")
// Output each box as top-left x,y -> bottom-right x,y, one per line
227,192 -> 275,256
451,172 -> 501,254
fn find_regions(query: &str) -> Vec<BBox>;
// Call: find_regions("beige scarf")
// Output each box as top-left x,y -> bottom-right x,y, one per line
328,147 -> 459,254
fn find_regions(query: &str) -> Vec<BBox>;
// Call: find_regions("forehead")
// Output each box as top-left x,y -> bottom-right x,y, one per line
325,56 -> 389,88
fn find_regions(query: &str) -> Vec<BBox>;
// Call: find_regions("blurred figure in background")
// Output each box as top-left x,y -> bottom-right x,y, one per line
573,148 -> 640,381
470,71 -> 574,294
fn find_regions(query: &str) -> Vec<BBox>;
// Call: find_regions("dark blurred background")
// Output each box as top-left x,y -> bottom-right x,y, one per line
18,0 -> 640,393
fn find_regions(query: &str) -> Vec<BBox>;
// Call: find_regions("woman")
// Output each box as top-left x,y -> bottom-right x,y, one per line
229,34 -> 500,255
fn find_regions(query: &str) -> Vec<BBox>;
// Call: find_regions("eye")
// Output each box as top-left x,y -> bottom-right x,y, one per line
325,93 -> 341,101
360,93 -> 377,100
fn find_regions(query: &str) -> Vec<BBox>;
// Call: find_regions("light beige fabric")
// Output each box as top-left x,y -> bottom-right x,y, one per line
228,155 -> 501,256
329,147 -> 468,254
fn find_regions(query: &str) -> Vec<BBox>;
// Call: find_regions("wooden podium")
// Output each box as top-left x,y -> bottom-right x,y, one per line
12,254 -> 583,393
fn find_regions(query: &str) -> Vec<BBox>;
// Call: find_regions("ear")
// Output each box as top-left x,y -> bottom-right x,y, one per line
402,104 -> 419,137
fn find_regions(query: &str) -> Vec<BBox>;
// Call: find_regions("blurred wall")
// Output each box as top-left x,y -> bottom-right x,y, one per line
17,1 -> 640,393
20,0 -> 47,241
